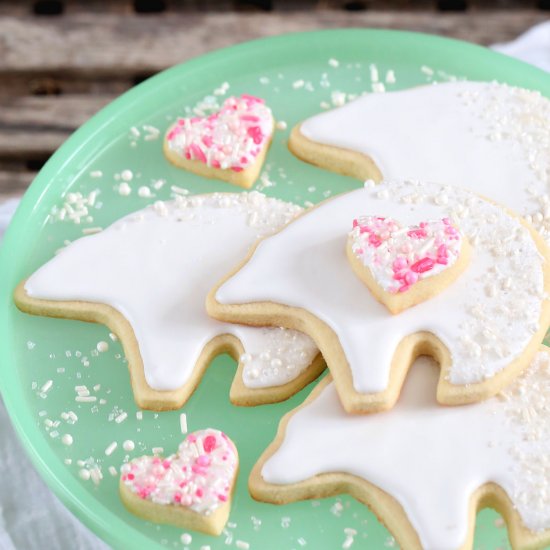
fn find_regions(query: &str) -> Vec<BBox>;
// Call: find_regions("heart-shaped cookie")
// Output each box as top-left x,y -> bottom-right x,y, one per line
347,216 -> 470,314
164,95 -> 273,188
119,429 -> 238,535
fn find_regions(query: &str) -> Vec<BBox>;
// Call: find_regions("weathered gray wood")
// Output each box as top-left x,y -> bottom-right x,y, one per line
0,94 -> 112,128
1,9 -> 547,199
0,170 -> 37,199
0,11 -> 547,76
0,95 -> 113,158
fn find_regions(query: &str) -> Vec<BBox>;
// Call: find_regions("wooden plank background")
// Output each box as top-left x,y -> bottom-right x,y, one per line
0,0 -> 548,201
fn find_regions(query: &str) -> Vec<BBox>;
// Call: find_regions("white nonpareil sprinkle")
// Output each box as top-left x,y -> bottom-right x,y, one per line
108,466 -> 118,477
292,79 -> 305,89
61,434 -> 73,446
41,380 -> 53,393
136,411 -> 143,420
138,186 -> 153,198
329,58 -> 339,68
79,469 -> 91,481
152,447 -> 164,455
118,182 -> 131,196
123,440 -> 135,452
96,341 -> 109,353
105,441 -> 117,456
275,120 -> 287,131
385,70 -> 396,84
181,533 -> 192,545
89,170 -> 103,178
121,169 -> 133,182
180,413 -> 188,434
235,541 -> 250,550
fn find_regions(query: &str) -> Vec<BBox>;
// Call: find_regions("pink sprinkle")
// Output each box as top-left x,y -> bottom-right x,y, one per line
393,257 -> 407,271
162,459 -> 171,469
407,228 -> 428,239
411,257 -> 435,273
196,488 -> 204,498
240,115 -> 260,122
202,135 -> 213,147
404,271 -> 419,285
189,143 -> 207,163
203,435 -> 217,453
218,494 -> 228,502
247,126 -> 263,144
127,473 -> 135,481
196,455 -> 211,467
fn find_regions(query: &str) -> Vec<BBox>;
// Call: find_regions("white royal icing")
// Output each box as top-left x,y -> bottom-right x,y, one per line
121,429 -> 237,515
349,216 -> 463,294
25,193 -> 318,391
216,181 -> 546,392
300,81 -> 550,243
261,350 -> 550,549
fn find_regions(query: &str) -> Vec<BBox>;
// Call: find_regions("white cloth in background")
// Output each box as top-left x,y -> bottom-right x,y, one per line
0,23 -> 548,550
493,20 -> 550,72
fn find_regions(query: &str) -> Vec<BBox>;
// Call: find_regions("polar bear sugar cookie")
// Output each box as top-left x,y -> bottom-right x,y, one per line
209,180 -> 550,413
120,429 -> 238,535
15,192 -> 322,410
347,216 -> 470,314
289,81 -> 550,244
164,95 -> 273,188
250,348 -> 550,550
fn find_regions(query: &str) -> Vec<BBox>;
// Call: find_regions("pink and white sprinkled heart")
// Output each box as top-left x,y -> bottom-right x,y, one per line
120,429 -> 237,515
165,95 -> 273,172
349,216 -> 463,294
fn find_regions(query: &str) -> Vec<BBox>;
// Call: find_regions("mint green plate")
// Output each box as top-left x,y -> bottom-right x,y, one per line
1,30 -> 549,550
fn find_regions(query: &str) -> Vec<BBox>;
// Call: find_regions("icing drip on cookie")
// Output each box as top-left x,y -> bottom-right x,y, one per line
166,95 -> 273,172
349,216 -> 462,293
25,192 -> 317,391
300,81 -> 550,244
261,350 -> 550,548
121,429 -> 237,515
240,327 -> 317,388
216,181 -> 546,391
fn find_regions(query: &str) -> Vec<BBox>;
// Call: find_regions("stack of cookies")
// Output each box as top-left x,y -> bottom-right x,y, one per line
15,82 -> 550,549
